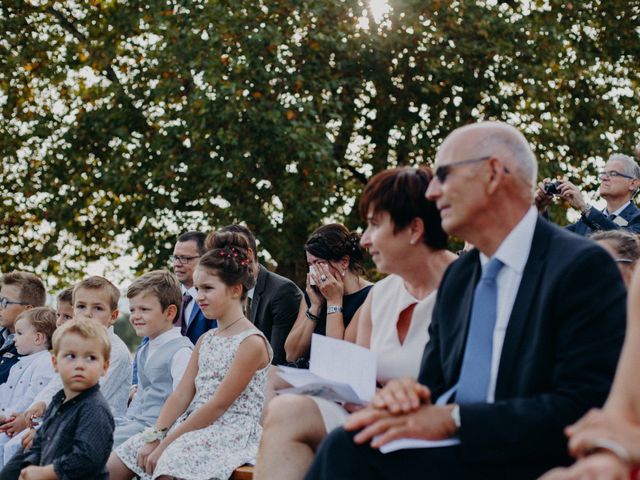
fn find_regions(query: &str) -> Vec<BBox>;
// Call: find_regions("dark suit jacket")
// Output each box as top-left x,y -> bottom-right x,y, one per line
0,328 -> 19,385
184,303 -> 216,346
419,217 -> 626,477
567,201 -> 640,235
250,265 -> 302,365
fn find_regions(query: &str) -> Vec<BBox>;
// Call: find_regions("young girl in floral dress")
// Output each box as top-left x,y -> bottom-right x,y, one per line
108,231 -> 272,480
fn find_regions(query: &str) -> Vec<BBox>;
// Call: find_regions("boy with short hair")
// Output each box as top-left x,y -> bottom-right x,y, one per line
0,308 -> 57,468
1,278 -> 131,464
0,319 -> 115,480
71,276 -> 131,417
113,270 -> 192,446
0,272 -> 46,384
0,289 -> 75,462
55,288 -> 74,327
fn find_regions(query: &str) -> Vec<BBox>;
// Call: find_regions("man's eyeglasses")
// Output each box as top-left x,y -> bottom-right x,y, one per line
169,255 -> 201,265
434,156 -> 493,184
599,170 -> 635,181
0,296 -> 29,310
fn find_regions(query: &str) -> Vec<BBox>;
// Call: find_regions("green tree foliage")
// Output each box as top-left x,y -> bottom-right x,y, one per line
1,0 -> 638,284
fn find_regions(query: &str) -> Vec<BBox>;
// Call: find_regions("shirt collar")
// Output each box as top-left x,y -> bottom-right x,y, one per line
53,382 -> 101,406
606,201 -> 631,217
479,206 -> 537,275
17,348 -> 51,364
148,327 -> 182,348
247,287 -> 255,300
181,284 -> 197,297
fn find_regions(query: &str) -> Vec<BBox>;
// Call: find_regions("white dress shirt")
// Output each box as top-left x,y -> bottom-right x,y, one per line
181,285 -> 198,328
141,327 -> 192,390
478,206 -> 537,403
0,349 -> 55,417
605,200 -> 631,217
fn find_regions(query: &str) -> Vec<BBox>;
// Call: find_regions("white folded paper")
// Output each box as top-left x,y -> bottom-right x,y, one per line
276,334 -> 376,405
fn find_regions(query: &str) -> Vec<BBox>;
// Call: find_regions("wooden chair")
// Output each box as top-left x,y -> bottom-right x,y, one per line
230,465 -> 254,480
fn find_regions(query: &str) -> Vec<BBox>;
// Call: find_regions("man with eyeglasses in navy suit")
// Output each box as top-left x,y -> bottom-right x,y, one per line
536,153 -> 640,235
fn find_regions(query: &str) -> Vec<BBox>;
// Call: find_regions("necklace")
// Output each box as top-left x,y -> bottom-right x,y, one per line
215,315 -> 245,335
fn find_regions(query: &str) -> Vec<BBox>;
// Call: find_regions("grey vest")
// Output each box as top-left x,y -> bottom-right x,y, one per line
128,336 -> 193,426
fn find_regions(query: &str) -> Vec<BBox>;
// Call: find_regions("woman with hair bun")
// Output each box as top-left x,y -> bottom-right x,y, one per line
256,166 -> 457,480
109,231 -> 272,480
284,223 -> 373,365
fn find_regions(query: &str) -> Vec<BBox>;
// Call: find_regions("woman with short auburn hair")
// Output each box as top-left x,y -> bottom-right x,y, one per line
255,166 -> 457,480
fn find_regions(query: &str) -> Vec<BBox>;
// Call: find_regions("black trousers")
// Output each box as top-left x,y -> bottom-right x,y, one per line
304,427 -> 556,480
305,427 -> 466,480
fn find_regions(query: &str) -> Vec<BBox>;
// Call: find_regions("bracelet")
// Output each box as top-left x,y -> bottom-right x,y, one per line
140,427 -> 169,444
326,305 -> 343,315
305,309 -> 321,322
585,438 -> 632,466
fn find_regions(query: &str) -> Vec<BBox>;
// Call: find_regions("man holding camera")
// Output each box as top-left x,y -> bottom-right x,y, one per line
536,153 -> 640,235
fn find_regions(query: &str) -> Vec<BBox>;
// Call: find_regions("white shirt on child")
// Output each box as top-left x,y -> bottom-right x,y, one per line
0,349 -> 55,417
142,327 -> 191,390
103,326 -> 133,418
25,327 -> 132,417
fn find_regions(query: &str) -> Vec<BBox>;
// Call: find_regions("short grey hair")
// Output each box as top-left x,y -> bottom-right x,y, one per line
607,153 -> 640,179
476,126 -> 538,187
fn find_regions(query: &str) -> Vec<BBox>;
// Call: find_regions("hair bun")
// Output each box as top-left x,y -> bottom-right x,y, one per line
347,231 -> 361,252
218,245 -> 251,267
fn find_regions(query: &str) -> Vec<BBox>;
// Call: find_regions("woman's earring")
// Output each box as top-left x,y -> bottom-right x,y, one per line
341,270 -> 346,277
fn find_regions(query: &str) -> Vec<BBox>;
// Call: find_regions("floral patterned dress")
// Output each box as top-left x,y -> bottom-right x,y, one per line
115,328 -> 271,480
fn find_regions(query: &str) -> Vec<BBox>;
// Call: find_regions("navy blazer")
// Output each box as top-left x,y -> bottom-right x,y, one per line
250,265 -> 302,365
419,217 -> 626,477
0,328 -> 18,385
567,201 -> 640,235
184,303 -> 216,346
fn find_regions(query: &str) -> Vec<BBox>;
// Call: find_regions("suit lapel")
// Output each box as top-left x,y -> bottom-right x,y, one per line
188,302 -> 200,325
620,202 -> 639,221
494,218 -> 549,398
442,251 -> 481,385
251,266 -> 268,325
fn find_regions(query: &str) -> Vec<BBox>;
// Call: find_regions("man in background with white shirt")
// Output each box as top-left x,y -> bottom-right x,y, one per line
171,231 -> 216,344
307,122 -> 626,479
535,153 -> 640,235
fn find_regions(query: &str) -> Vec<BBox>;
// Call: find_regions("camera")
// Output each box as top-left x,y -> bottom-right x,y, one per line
543,180 -> 561,195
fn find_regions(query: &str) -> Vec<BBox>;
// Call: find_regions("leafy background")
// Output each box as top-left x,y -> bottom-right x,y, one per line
1,0 -> 639,289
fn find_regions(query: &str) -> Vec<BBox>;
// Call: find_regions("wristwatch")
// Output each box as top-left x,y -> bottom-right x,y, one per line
140,427 -> 169,443
580,204 -> 592,217
326,305 -> 343,315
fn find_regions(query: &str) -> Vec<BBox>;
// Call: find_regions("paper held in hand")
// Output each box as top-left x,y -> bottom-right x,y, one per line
276,334 -> 376,405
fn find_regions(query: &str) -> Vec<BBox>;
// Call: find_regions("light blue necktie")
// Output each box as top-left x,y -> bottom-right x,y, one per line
456,257 -> 504,404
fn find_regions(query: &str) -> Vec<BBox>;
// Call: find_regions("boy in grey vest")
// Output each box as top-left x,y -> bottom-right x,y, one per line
113,271 -> 193,447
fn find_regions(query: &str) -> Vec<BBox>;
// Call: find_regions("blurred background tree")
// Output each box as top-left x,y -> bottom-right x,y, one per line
1,0 -> 638,286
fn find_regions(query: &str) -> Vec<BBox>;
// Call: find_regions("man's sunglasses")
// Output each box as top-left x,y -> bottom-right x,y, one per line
434,156 -> 494,184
